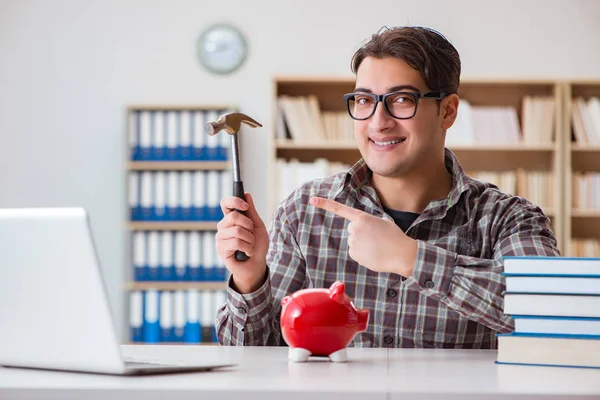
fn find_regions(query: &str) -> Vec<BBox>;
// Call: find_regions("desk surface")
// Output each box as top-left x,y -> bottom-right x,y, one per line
1,345 -> 599,400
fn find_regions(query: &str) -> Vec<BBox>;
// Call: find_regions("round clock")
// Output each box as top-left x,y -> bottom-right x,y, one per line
196,24 -> 248,75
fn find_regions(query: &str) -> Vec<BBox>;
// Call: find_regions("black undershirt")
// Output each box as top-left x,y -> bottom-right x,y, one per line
382,206 -> 420,232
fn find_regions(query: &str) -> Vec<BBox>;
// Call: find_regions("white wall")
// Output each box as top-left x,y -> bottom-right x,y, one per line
1,0 -> 599,340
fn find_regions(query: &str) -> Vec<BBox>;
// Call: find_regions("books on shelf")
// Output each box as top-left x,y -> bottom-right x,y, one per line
572,97 -> 600,146
274,158 -> 350,206
130,289 -> 226,344
570,239 -> 600,257
498,256 -> 600,368
129,109 -> 232,161
446,97 -> 554,146
572,172 -> 600,209
467,170 -> 553,210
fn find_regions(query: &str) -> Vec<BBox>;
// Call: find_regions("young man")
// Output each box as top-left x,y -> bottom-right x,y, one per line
214,26 -> 560,349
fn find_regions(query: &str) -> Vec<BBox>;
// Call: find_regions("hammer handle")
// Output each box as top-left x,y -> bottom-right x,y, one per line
232,181 -> 250,262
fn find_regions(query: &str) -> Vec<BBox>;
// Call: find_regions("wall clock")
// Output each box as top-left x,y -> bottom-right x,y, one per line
196,24 -> 248,75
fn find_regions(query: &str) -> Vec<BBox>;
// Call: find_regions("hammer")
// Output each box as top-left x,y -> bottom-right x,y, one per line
206,112 -> 262,261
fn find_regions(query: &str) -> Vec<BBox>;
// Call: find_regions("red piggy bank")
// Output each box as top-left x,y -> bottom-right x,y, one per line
280,281 -> 369,362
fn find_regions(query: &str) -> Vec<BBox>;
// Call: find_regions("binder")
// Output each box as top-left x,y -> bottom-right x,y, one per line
166,111 -> 178,160
146,232 -> 160,281
218,119 -> 230,161
192,171 -> 206,221
129,111 -> 140,161
180,171 -> 192,220
188,231 -> 202,281
153,111 -> 166,161
139,111 -> 152,160
154,172 -> 166,220
214,239 -> 227,281
128,172 -> 141,221
192,111 -> 207,160
200,291 -> 215,342
205,111 -> 219,160
140,172 -> 153,221
166,171 -> 179,221
206,171 -> 221,221
133,231 -> 147,281
173,291 -> 186,342
202,231 -> 215,281
159,231 -> 173,281
220,169 -> 232,198
179,111 -> 192,160
142,290 -> 160,343
129,291 -> 143,342
159,291 -> 174,342
184,290 -> 201,343
173,231 -> 187,281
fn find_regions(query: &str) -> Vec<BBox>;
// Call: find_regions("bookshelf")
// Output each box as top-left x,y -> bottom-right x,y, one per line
272,77 -> 566,251
564,80 -> 600,256
125,105 -> 233,345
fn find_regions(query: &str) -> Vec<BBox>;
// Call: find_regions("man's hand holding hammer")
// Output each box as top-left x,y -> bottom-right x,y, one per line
216,193 -> 269,294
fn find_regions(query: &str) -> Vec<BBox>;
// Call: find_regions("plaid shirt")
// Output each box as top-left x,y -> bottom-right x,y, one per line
216,148 -> 559,349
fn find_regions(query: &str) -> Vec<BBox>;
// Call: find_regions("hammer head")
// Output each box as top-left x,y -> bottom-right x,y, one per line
206,112 -> 262,136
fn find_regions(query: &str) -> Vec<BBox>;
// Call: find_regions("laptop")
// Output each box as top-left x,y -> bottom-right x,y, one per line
0,207 -> 236,375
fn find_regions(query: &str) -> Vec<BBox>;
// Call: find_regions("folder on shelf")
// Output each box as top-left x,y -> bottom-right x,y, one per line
174,231 -> 187,281
153,111 -> 166,160
142,290 -> 160,343
154,171 -> 166,220
188,231 -> 202,281
159,231 -> 173,281
173,291 -> 186,342
166,171 -> 179,221
184,290 -> 201,343
206,171 -> 222,221
160,291 -> 174,342
213,290 -> 226,342
193,171 -> 206,221
129,291 -> 143,342
139,111 -> 152,160
128,172 -> 141,221
179,111 -> 193,160
201,291 -> 215,343
147,232 -> 160,281
180,171 -> 192,220
193,111 -> 207,160
140,172 -> 153,221
202,231 -> 216,281
129,111 -> 141,161
133,231 -> 147,281
166,111 -> 178,160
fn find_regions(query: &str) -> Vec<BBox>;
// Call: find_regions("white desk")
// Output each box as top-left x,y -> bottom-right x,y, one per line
0,345 -> 599,399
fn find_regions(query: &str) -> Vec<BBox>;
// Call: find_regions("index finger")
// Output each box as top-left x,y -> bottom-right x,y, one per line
309,197 -> 364,222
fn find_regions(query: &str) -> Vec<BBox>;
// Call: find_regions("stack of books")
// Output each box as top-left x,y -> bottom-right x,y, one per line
497,256 -> 600,369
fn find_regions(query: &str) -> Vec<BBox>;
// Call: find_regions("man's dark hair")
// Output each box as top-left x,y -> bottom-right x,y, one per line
351,26 -> 461,94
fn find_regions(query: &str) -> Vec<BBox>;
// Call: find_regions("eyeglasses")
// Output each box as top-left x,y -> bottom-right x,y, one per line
343,91 -> 448,120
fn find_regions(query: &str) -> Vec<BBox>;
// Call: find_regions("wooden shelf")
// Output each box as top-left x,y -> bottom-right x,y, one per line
127,161 -> 229,171
571,209 -> 600,218
127,222 -> 219,231
125,281 -> 227,291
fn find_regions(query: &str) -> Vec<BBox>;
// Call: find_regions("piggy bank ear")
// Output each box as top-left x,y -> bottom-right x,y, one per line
281,295 -> 291,307
328,281 -> 345,303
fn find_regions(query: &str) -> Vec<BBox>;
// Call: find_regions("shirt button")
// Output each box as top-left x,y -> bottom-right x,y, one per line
424,280 -> 435,289
386,288 -> 398,298
237,307 -> 247,314
383,335 -> 394,345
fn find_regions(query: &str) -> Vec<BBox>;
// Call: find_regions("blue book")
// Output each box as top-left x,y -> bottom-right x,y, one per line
133,232 -> 147,281
504,292 -> 600,318
503,274 -> 600,295
184,290 -> 201,343
160,292 -> 174,342
511,315 -> 600,336
173,291 -> 186,342
129,291 -> 143,342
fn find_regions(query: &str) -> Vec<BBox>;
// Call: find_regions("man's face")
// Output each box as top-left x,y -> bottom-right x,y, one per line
353,56 -> 451,178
